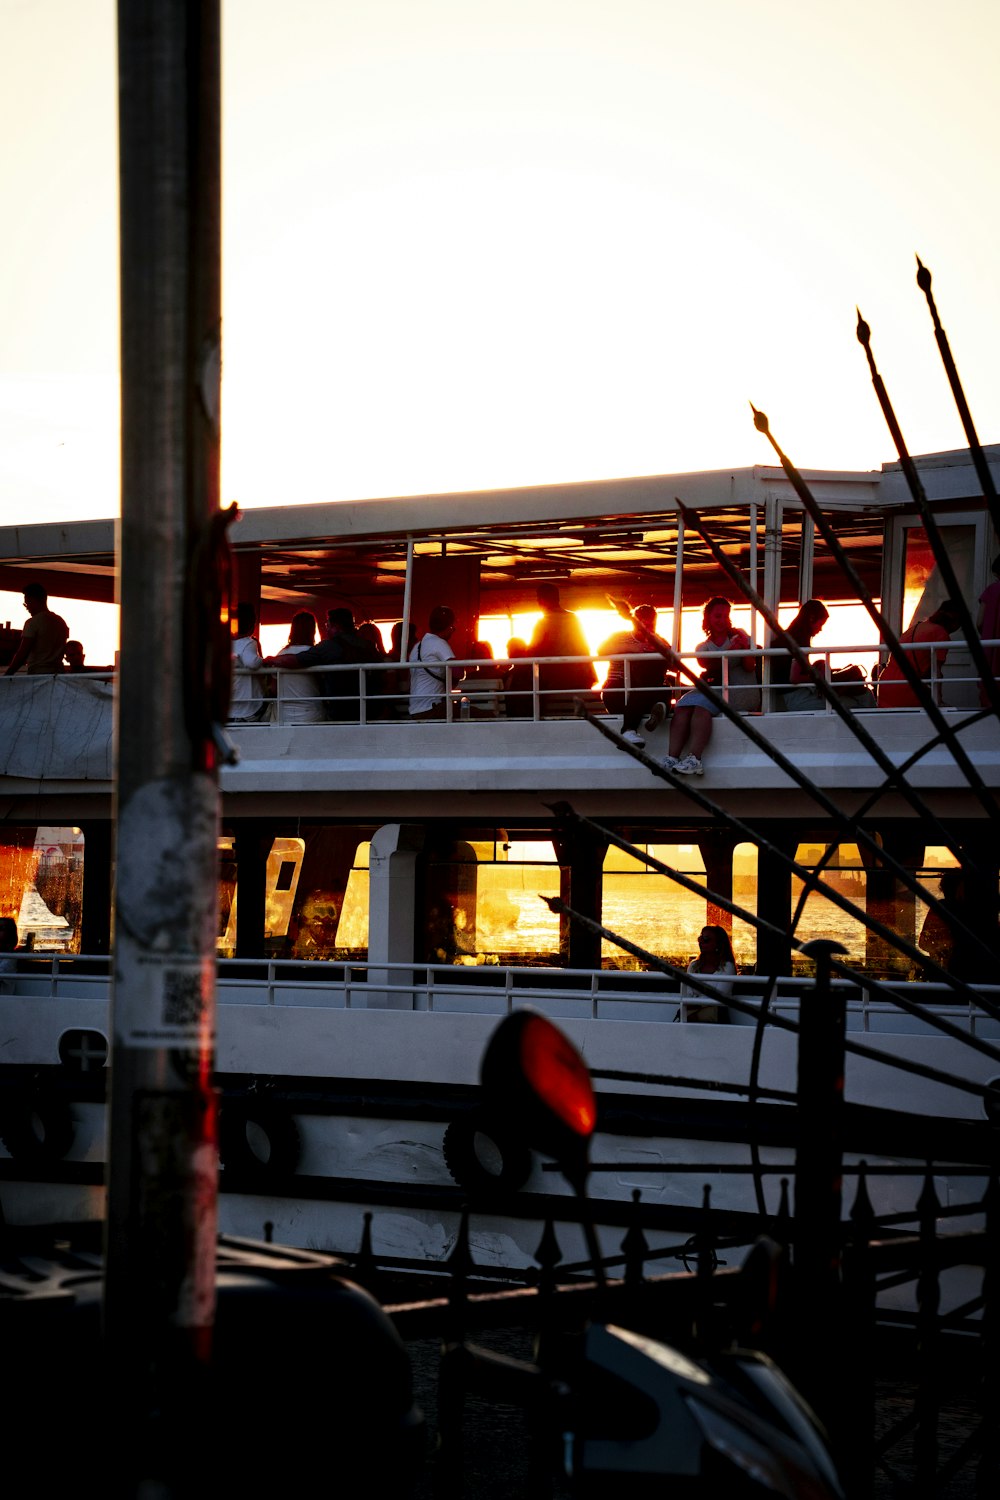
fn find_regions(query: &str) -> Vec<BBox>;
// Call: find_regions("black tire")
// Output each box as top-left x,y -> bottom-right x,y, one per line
442,1112 -> 532,1194
219,1102 -> 302,1181
0,1095 -> 76,1162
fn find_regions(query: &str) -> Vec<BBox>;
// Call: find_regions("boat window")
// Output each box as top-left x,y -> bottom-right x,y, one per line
0,825 -> 83,954
791,841 -> 874,977
901,525 -> 976,631
601,843 -> 706,972
218,828 -> 372,961
600,842 -> 759,974
335,843 -> 370,951
471,839 -> 562,966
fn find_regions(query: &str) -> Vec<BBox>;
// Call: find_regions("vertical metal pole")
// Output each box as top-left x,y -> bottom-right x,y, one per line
400,535 -> 415,660
748,499 -> 758,648
793,938 -> 848,1463
106,2 -> 222,1490
671,514 -> 685,654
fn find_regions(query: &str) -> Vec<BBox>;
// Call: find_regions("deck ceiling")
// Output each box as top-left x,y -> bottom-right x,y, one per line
245,507 -> 887,620
0,505 -> 887,621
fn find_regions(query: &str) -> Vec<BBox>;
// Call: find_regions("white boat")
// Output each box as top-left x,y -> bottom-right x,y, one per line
1,442 -> 998,1291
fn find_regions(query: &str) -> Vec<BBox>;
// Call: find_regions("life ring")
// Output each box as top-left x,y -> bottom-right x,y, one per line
0,1094 -> 76,1162
442,1112 -> 532,1194
219,1101 -> 302,1181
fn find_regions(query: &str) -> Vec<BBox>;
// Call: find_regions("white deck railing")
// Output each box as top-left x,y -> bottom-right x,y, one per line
226,639 -> 998,727
4,952 -> 998,1035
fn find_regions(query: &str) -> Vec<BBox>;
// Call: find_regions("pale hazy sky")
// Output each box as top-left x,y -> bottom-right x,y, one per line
1,0 -> 998,657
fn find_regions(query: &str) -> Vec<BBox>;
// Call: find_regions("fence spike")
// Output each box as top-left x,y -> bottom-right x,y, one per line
622,1188 -> 649,1289
349,1209 -> 380,1295
850,1160 -> 876,1239
533,1216 -> 563,1299
446,1204 -> 476,1337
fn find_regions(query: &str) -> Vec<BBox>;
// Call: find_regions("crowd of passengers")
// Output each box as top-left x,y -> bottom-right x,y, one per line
6,567 -> 997,755
224,565 -> 1000,768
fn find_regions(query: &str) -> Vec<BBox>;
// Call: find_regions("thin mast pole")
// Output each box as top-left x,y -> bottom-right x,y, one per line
915,257 -> 1000,538
400,534 -> 415,660
671,512 -> 685,653
106,2 -> 225,1487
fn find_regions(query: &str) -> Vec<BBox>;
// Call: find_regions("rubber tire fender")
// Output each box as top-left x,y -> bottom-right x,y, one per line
0,1094 -> 76,1162
219,1101 -> 303,1181
441,1111 -> 532,1194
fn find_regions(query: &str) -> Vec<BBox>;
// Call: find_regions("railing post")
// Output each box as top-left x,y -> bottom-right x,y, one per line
914,1168 -> 942,1498
979,1169 -> 1000,1496
843,1163 -> 876,1500
792,937 -> 848,1464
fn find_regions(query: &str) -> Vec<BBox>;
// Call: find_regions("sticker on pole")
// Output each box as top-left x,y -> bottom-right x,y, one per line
113,951 -> 216,1050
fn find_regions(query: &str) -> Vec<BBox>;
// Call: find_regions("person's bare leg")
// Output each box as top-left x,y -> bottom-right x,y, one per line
668,707 -> 692,759
687,708 -> 713,759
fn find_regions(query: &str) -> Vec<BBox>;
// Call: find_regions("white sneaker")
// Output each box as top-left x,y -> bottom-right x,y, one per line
621,729 -> 645,747
675,754 -> 703,776
643,701 -> 667,732
659,754 -> 680,771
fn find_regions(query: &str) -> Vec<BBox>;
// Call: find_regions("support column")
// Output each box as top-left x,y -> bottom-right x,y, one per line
233,821 -> 270,958
553,826 -> 609,971
697,832 -> 738,933
756,828 -> 797,976
79,819 -> 113,956
862,826 -> 925,979
368,824 -> 424,1007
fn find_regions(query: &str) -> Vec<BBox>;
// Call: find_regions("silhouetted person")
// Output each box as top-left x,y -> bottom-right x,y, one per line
527,583 -> 596,716
409,606 -> 463,719
771,599 -> 829,709
662,598 -> 759,776
274,607 -> 383,721
0,916 -> 21,989
266,611 -> 323,724
918,868 -> 1000,983
878,599 -> 963,708
503,637 -> 533,718
680,924 -> 738,1022
4,583 -> 69,676
229,601 -> 266,721
599,602 -> 678,745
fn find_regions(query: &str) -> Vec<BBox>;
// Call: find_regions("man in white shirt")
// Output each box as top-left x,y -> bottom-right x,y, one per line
408,605 -> 463,718
229,602 -> 265,721
268,611 -> 323,724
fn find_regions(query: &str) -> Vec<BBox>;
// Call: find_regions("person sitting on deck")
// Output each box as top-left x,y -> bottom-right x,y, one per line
527,583 -> 597,717
679,924 -> 738,1022
661,597 -> 760,776
409,605 -> 463,719
464,639 -> 506,718
599,602 -> 678,746
273,607 -> 384,722
0,916 -> 21,992
3,583 -> 69,677
384,620 -> 417,718
61,640 -> 113,673
770,599 -> 829,710
266,611 -> 324,724
357,620 -> 388,658
502,637 -> 533,718
228,601 -> 267,721
877,599 -> 963,708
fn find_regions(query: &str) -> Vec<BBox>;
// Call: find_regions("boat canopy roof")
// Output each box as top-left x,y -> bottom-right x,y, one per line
0,446 -> 995,623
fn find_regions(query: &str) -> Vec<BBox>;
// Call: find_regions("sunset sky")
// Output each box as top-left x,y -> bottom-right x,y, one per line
1,0 -> 997,660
